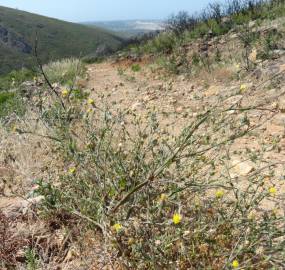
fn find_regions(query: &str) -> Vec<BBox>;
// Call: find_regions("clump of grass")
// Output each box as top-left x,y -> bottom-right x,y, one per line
43,58 -> 85,86
0,91 -> 25,119
25,248 -> 39,270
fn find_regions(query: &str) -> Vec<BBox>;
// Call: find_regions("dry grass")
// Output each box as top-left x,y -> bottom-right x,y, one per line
43,58 -> 85,86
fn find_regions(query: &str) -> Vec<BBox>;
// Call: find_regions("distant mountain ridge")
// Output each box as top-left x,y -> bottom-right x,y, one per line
84,20 -> 165,37
0,6 -> 125,75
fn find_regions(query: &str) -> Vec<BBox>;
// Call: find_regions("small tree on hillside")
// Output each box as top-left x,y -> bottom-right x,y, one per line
209,2 -> 223,23
166,11 -> 197,35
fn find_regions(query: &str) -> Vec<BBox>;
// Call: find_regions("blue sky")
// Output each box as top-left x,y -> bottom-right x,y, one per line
0,0 -> 223,22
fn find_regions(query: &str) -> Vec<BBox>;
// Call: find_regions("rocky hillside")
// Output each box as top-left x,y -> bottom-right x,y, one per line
1,1 -> 285,269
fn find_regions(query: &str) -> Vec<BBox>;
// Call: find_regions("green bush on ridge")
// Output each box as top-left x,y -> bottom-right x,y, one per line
128,0 -> 285,60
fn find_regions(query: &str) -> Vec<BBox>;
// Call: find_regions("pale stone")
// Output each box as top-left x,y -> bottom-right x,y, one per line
230,157 -> 255,177
249,48 -> 257,63
280,64 -> 285,72
249,21 -> 256,28
176,106 -> 184,113
0,196 -> 43,218
63,247 -> 79,263
271,114 -> 285,126
204,85 -> 219,97
131,102 -> 145,111
278,97 -> 285,113
225,95 -> 243,105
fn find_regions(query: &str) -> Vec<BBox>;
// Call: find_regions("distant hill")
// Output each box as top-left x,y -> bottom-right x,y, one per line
0,6 -> 125,75
84,20 -> 165,37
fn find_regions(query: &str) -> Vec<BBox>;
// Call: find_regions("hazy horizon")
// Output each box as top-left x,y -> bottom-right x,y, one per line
0,0 -> 224,22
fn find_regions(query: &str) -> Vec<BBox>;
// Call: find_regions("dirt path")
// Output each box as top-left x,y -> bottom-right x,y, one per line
86,58 -> 285,197
86,59 -> 285,137
86,61 -> 218,136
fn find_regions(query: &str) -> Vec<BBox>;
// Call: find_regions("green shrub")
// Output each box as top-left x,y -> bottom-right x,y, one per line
25,248 -> 39,270
131,64 -> 141,72
143,32 -> 178,54
259,29 -> 284,60
208,19 -> 230,36
33,97 -> 285,269
14,73 -> 284,268
186,22 -> 208,39
0,91 -> 25,119
156,56 -> 180,74
0,68 -> 35,91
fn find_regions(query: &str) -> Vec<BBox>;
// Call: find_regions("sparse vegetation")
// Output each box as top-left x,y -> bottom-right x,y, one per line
131,63 -> 141,72
1,1 -> 285,269
0,68 -> 35,91
1,51 -> 283,268
126,0 -> 285,75
0,91 -> 25,119
25,248 -> 39,270
33,99 -> 284,269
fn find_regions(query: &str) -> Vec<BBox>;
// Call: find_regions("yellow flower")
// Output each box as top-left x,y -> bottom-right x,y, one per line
159,193 -> 167,202
215,190 -> 225,199
247,211 -> 255,220
118,143 -> 123,148
128,238 -> 135,245
172,213 -> 182,225
269,187 -> 277,195
88,98 -> 95,105
232,260 -> 239,268
69,167 -> 76,174
194,198 -> 201,207
113,223 -> 123,233
240,84 -> 247,92
61,89 -> 69,97
235,64 -> 240,69
12,125 -> 18,133
272,208 -> 278,215
87,108 -> 93,114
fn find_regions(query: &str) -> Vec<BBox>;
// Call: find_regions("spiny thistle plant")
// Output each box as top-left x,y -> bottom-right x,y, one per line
5,57 -> 285,269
